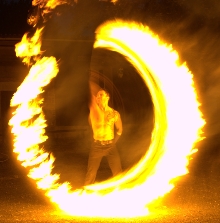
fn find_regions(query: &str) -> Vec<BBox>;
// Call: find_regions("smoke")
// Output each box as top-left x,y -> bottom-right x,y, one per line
106,0 -> 220,172
156,2 -> 220,136
170,2 -> 220,141
152,0 -> 220,172
179,0 -> 220,19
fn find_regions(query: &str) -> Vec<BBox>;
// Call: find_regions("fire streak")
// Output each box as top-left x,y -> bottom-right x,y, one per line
10,19 -> 205,217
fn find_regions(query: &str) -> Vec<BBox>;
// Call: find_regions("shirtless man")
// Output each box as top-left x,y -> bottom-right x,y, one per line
84,89 -> 122,185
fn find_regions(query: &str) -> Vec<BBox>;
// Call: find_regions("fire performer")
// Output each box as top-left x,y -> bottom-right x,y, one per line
84,89 -> 122,185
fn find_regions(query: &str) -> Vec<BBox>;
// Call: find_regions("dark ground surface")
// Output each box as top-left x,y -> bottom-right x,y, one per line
1,138 -> 220,223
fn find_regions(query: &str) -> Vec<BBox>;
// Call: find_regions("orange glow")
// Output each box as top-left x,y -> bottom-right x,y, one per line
10,19 -> 205,218
45,0 -> 70,9
111,0 -> 118,4
32,0 -> 76,15
15,28 -> 43,66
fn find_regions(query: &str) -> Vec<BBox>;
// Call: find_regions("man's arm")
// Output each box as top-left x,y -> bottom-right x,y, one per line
114,111 -> 122,143
89,94 -> 104,122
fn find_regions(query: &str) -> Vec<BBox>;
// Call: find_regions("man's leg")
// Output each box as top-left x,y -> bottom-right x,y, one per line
84,146 -> 103,186
106,145 -> 122,177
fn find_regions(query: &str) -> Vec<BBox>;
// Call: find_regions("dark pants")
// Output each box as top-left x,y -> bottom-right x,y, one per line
84,141 -> 122,185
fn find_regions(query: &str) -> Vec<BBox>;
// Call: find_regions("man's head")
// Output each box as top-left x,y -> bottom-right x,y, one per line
96,89 -> 110,107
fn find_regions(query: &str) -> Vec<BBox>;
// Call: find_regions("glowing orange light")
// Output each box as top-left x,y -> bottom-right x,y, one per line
15,28 -> 43,65
10,19 -> 205,218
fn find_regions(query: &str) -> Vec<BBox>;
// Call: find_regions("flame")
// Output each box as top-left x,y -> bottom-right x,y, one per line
15,28 -> 43,65
32,0 -> 77,17
111,0 -> 118,4
9,19 -> 205,218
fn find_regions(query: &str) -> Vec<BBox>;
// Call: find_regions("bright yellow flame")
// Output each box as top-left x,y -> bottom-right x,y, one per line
32,0 -> 77,16
10,19 -> 205,218
15,28 -> 43,65
111,0 -> 118,4
45,0 -> 70,9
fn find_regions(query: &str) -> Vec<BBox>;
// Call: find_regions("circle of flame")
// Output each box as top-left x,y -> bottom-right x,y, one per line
9,20 -> 205,218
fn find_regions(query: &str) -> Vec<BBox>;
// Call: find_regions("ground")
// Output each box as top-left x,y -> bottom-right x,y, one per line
1,138 -> 220,223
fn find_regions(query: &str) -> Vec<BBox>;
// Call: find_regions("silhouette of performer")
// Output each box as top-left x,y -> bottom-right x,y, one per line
84,89 -> 122,185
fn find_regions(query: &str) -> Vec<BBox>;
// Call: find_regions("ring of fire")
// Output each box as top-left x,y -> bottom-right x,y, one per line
9,20 -> 205,217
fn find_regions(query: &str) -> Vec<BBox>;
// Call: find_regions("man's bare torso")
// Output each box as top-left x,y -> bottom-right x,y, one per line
89,90 -> 122,141
89,107 -> 119,141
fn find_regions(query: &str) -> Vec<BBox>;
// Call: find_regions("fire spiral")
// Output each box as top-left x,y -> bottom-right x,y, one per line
9,10 -> 205,219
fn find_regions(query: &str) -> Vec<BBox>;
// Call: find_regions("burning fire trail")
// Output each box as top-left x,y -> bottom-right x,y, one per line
9,6 -> 205,219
